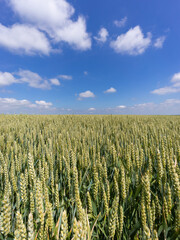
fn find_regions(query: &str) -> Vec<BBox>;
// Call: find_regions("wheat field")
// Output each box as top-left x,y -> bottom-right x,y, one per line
0,115 -> 179,239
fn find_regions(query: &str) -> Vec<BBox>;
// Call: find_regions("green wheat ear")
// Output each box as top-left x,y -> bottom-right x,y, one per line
87,191 -> 93,214
120,165 -> 126,201
16,211 -> 27,240
141,196 -> 147,230
28,213 -> 34,240
20,173 -> 27,204
55,183 -> 60,208
109,196 -> 119,239
119,205 -> 124,239
73,217 -> 86,240
1,195 -> 11,237
35,179 -> 44,226
102,185 -> 109,215
72,153 -> 83,220
60,210 -> 68,240
142,173 -> 151,209
30,191 -> 34,214
144,225 -> 151,238
47,202 -> 54,232
153,230 -> 159,240
14,229 -> 21,240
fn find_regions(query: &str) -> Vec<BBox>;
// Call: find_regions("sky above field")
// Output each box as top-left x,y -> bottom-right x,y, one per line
0,0 -> 180,114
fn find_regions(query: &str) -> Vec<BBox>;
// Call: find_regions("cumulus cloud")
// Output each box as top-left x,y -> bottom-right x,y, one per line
151,86 -> 179,95
114,17 -> 127,27
54,17 -> 91,50
164,98 -> 180,104
94,28 -> 109,43
50,78 -> 60,86
35,100 -> 52,108
151,72 -> 180,95
0,24 -> 51,55
110,26 -> 151,55
1,97 -> 180,115
15,70 -> 51,89
131,100 -> 180,114
134,102 -> 154,108
61,99 -> 179,114
0,69 -> 61,89
117,105 -> 126,109
9,0 -> 91,51
0,97 -> 54,113
88,107 -> 96,111
78,90 -> 95,100
171,72 -> 180,87
58,75 -> 72,80
9,0 -> 74,26
0,98 -> 31,106
105,99 -> 180,115
104,87 -> 117,93
0,72 -> 17,86
154,36 -> 166,48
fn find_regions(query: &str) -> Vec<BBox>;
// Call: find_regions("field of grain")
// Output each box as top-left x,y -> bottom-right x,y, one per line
0,115 -> 179,239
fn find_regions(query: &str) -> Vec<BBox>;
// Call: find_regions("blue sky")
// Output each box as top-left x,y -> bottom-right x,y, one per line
0,0 -> 180,114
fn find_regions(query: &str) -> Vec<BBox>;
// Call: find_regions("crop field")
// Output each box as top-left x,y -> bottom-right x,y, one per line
0,115 -> 179,239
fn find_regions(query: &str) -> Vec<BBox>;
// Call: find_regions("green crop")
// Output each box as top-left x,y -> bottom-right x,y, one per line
0,115 -> 179,239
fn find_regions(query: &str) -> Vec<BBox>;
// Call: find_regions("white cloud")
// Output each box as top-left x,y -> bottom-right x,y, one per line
0,72 -> 17,86
0,98 -> 30,106
164,99 -> 180,104
10,0 -> 74,28
88,108 -> 96,111
61,98 -> 180,114
132,100 -> 180,114
151,72 -> 180,95
105,99 -> 180,115
117,105 -> 126,109
15,70 -> 51,89
0,24 -> 51,55
110,26 -> 151,55
0,97 -> 180,115
54,17 -> 91,50
0,69 -> 61,89
134,102 -> 154,108
151,86 -> 180,95
84,71 -> 88,75
50,78 -> 60,86
0,97 -> 54,113
35,100 -> 52,108
154,36 -> 166,48
9,0 -> 91,51
114,17 -> 127,27
94,28 -> 109,43
78,90 -> 95,99
104,87 -> 117,93
171,73 -> 180,87
58,75 -> 72,80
